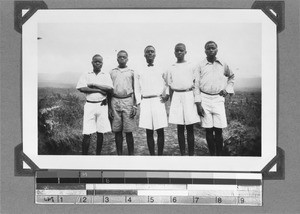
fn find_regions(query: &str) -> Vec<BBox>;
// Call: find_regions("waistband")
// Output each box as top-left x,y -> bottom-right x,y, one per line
142,95 -> 160,99
86,98 -> 107,104
112,93 -> 133,99
86,100 -> 103,103
172,87 -> 193,92
200,90 -> 220,96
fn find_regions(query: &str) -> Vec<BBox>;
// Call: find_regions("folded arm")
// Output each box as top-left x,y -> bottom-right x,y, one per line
77,86 -> 107,96
89,83 -> 113,94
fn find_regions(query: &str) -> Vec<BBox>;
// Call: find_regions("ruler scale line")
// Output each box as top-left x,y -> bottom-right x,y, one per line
35,171 -> 262,206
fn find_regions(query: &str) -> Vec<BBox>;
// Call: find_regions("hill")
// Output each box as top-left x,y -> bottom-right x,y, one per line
38,72 -> 261,92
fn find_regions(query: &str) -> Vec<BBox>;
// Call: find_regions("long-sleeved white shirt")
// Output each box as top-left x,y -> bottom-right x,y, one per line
194,58 -> 235,102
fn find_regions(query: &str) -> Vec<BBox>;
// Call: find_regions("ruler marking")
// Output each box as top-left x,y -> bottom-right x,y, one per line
35,171 -> 262,205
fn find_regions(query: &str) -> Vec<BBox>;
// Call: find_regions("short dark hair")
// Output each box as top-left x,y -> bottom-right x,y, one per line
117,50 -> 128,56
204,41 -> 218,49
144,45 -> 155,53
175,43 -> 186,49
92,54 -> 102,60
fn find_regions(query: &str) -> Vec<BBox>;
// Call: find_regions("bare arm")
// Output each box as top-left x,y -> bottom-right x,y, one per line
77,87 -> 107,96
193,64 -> 202,103
134,71 -> 142,105
160,70 -> 170,103
131,73 -> 137,106
224,64 -> 235,94
89,83 -> 113,94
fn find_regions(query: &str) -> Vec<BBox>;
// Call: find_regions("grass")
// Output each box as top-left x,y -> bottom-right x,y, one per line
38,88 -> 261,156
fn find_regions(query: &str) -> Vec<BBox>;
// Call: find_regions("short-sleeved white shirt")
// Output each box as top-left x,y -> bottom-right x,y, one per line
76,70 -> 113,102
167,61 -> 196,91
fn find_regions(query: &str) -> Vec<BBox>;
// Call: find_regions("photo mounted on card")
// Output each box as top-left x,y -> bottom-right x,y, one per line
23,9 -> 276,171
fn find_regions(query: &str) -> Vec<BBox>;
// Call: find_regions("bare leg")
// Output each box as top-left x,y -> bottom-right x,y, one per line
146,129 -> 155,155
156,128 -> 164,156
125,132 -> 134,155
96,132 -> 103,155
214,127 -> 223,156
115,132 -> 123,155
82,134 -> 90,155
177,125 -> 185,156
186,124 -> 194,156
206,128 -> 215,156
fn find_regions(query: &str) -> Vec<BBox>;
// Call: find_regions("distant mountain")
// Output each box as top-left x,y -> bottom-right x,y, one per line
235,77 -> 261,92
38,82 -> 76,88
38,72 -> 261,92
38,72 -> 82,88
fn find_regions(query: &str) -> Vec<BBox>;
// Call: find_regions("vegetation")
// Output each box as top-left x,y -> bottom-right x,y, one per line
38,88 -> 261,156
38,89 -> 84,154
223,91 -> 261,156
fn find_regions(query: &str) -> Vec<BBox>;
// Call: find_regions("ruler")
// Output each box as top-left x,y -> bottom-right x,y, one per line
35,171 -> 262,206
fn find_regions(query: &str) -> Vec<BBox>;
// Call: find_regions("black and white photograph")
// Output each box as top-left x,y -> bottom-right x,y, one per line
22,9 -> 276,171
2,0 -> 300,213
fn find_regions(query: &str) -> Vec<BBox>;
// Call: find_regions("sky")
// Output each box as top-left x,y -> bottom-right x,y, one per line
36,10 -> 262,85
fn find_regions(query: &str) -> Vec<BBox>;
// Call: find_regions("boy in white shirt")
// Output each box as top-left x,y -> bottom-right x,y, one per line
167,43 -> 200,156
135,45 -> 169,155
194,41 -> 235,156
76,54 -> 114,155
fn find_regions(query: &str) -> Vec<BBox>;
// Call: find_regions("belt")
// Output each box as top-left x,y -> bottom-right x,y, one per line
200,90 -> 220,96
142,95 -> 160,99
113,93 -> 133,99
172,87 -> 193,92
86,99 -> 105,104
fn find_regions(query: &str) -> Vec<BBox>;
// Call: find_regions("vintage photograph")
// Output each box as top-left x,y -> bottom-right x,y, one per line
22,9 -> 276,171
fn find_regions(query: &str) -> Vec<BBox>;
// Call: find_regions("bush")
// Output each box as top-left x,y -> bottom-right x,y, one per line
38,92 -> 84,155
223,120 -> 261,156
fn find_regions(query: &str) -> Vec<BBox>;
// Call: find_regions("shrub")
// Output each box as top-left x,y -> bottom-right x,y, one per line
223,120 -> 261,156
38,91 -> 84,155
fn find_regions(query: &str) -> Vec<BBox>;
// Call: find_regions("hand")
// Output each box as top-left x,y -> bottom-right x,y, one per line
101,98 -> 107,106
196,102 -> 205,117
219,89 -> 228,97
130,107 -> 137,118
108,108 -> 114,120
160,94 -> 169,103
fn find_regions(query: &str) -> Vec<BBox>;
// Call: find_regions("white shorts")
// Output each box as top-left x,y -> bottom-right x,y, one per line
169,91 -> 200,125
139,97 -> 168,130
82,102 -> 111,134
201,93 -> 227,128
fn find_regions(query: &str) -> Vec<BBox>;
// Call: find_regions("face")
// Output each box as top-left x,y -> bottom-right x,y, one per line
92,56 -> 103,71
117,52 -> 128,66
205,43 -> 218,58
174,44 -> 187,60
144,47 -> 156,62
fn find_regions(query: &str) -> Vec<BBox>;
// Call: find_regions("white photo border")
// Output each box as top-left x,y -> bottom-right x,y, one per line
23,9 -> 277,171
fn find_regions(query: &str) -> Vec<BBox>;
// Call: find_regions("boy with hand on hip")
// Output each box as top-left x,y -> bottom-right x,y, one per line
194,41 -> 235,156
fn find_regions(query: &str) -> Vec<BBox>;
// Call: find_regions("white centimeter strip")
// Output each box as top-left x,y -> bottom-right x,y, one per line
35,172 -> 262,205
86,184 -> 261,190
37,190 -> 87,195
37,184 -> 261,196
87,184 -> 187,190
